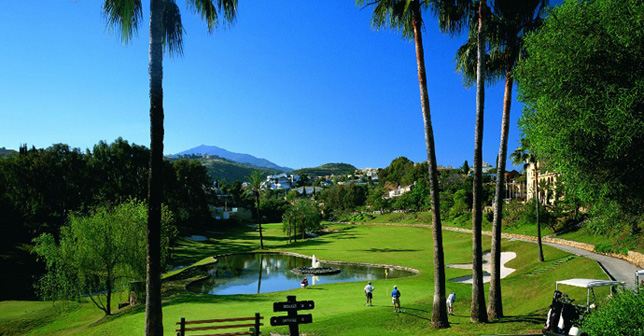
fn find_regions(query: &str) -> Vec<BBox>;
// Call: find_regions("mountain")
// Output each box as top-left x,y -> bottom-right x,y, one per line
175,145 -> 292,172
292,163 -> 357,177
168,156 -> 282,183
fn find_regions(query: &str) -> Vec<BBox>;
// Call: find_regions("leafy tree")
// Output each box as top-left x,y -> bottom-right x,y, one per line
282,199 -> 321,242
32,201 -> 173,315
101,1 -> 238,331
515,0 -> 644,214
461,160 -> 470,174
377,157 -> 415,188
367,186 -> 390,212
580,289 -> 644,336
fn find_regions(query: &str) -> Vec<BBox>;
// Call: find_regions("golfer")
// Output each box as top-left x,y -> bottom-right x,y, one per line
446,292 -> 456,315
364,281 -> 374,306
391,285 -> 401,312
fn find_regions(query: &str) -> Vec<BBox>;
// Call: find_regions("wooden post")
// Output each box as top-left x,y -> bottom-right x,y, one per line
288,296 -> 299,336
254,312 -> 261,336
179,317 -> 185,336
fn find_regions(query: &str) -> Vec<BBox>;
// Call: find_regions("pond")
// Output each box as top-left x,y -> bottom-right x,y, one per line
186,253 -> 416,295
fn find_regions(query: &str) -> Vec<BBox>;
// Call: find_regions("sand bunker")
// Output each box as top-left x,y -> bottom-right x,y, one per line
447,251 -> 516,284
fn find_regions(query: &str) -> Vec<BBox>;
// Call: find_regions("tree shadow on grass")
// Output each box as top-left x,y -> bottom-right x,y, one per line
486,313 -> 546,325
363,248 -> 420,253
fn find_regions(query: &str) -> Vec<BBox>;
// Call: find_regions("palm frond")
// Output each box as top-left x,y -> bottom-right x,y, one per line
454,29 -> 504,87
187,0 -> 238,33
427,0 -> 474,36
103,0 -> 143,43
358,0 -> 419,40
163,0 -> 184,56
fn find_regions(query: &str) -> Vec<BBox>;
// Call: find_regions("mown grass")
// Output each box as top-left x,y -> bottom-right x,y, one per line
0,222 -> 608,336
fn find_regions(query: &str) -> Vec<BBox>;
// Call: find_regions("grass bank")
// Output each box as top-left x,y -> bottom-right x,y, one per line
0,222 -> 608,335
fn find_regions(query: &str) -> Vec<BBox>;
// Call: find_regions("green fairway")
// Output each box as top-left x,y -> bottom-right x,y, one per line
0,223 -> 609,336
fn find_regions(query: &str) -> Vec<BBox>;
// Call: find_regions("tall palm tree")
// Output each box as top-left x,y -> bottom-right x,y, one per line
247,171 -> 265,249
469,0 -> 489,323
102,1 -> 237,334
357,0 -> 472,328
450,0 -> 489,323
486,0 -> 549,320
511,139 -> 544,262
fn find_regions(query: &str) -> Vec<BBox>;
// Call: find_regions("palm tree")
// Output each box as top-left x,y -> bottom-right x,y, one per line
469,0 -> 489,323
357,0 -> 473,328
486,0 -> 549,320
247,171 -> 265,249
511,139 -> 544,262
102,1 -> 237,334
450,0 -> 489,323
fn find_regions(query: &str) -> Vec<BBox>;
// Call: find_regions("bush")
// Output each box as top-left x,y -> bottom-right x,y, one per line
580,289 -> 644,336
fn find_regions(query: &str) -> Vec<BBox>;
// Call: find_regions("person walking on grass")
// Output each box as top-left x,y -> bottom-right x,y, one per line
364,281 -> 374,306
392,285 -> 401,312
446,292 -> 455,315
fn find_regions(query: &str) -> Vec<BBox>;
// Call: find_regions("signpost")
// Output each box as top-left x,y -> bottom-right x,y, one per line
270,296 -> 315,336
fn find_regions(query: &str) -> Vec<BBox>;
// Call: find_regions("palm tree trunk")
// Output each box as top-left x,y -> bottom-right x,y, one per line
488,70 -> 513,320
471,0 -> 488,323
411,1 -> 449,329
106,269 -> 112,315
535,167 -> 544,261
145,0 -> 164,334
256,193 -> 264,249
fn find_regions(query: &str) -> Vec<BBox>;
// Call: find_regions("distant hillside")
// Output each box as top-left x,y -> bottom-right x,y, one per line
170,156 -> 281,183
176,145 -> 292,172
293,163 -> 357,177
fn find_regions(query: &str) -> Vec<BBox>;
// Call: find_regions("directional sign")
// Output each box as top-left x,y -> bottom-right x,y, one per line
273,300 -> 315,312
270,314 -> 313,326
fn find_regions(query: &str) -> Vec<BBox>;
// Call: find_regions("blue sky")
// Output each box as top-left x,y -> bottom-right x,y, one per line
0,1 -> 557,170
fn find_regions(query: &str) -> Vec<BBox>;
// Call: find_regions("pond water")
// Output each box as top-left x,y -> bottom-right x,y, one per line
186,253 -> 415,295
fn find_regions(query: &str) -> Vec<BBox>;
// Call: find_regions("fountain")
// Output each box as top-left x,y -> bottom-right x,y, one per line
292,255 -> 341,275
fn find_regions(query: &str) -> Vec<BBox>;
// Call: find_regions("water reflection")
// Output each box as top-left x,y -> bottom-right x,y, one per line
186,253 -> 415,295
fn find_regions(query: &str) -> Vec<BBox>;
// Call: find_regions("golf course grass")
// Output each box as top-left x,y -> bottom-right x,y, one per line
0,222 -> 609,335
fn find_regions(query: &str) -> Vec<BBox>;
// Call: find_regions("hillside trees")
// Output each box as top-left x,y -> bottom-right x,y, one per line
516,0 -> 644,220
32,201 -> 174,315
0,140 -> 213,300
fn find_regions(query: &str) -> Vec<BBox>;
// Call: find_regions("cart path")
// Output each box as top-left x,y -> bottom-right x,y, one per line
345,222 -> 640,289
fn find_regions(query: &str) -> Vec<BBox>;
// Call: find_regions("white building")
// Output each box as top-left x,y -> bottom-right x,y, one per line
261,173 -> 300,190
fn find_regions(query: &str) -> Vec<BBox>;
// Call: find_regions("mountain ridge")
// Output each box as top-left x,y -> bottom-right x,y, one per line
175,145 -> 292,172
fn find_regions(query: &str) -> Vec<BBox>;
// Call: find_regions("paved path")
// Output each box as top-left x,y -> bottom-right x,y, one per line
534,239 -> 638,289
346,222 -> 641,289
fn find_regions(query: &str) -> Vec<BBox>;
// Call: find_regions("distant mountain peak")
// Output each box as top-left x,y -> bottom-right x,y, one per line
175,145 -> 292,172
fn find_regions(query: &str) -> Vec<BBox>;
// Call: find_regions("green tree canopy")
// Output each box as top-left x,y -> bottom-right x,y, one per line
32,200 -> 174,315
515,0 -> 644,213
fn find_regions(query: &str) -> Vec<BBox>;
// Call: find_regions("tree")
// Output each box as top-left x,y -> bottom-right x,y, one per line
461,160 -> 470,174
484,0 -> 549,320
101,0 -> 238,333
516,0 -> 644,215
357,0 -> 469,327
32,201 -> 173,315
450,0 -> 489,322
247,171 -> 265,249
510,138 -> 544,262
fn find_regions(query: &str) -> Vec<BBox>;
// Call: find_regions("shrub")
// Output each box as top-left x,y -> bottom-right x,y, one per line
580,289 -> 644,336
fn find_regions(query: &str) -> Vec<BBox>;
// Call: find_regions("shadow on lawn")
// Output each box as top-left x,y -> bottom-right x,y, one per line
486,314 -> 545,325
364,248 -> 420,253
